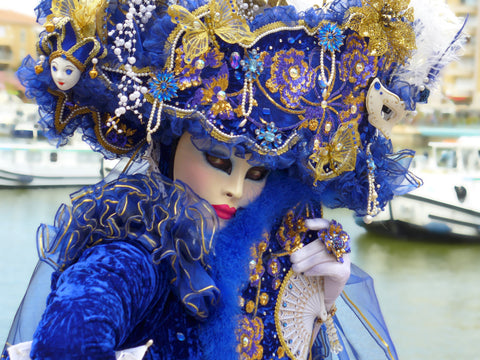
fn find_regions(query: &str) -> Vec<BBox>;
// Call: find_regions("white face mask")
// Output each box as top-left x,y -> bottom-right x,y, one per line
173,132 -> 269,221
50,57 -> 82,91
366,78 -> 407,139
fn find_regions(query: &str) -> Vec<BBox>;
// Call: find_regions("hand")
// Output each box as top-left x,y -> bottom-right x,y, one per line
290,218 -> 351,312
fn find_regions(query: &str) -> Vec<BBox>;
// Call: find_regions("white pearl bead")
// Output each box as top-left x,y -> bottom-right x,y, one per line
363,215 -> 373,224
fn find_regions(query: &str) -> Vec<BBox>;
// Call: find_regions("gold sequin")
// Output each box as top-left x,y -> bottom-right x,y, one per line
273,278 -> 282,290
250,274 -> 260,283
259,292 -> 269,306
277,347 -> 285,358
246,300 -> 255,313
308,119 -> 319,131
258,241 -> 267,253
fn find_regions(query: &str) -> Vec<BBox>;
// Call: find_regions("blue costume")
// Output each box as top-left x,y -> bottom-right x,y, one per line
2,0 -> 464,358
4,171 -> 398,360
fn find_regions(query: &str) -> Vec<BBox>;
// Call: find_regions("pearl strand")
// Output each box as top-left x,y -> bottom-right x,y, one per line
146,99 -> 163,143
241,78 -> 254,120
319,48 -> 336,87
363,143 -> 381,224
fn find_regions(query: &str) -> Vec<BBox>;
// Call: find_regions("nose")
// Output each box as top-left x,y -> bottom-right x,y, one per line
224,175 -> 244,200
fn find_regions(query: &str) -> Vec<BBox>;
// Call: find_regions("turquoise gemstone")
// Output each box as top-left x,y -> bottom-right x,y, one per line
265,132 -> 275,143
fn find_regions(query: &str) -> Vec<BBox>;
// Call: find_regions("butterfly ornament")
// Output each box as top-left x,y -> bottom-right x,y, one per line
168,0 -> 255,64
308,121 -> 360,184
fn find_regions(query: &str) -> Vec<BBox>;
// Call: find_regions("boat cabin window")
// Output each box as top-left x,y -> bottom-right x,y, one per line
437,149 -> 457,169
50,152 -> 58,162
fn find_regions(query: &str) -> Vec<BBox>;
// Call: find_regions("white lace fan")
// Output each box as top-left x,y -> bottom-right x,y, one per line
275,270 -> 341,359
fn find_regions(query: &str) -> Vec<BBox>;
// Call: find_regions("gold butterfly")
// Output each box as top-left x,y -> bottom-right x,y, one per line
308,121 -> 360,184
168,0 -> 254,64
48,0 -> 108,38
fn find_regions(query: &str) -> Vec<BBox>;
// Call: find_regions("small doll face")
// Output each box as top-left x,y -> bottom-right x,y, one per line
50,57 -> 81,91
173,133 -> 269,221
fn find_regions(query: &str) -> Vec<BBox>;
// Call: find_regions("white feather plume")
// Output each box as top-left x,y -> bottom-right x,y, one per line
393,0 -> 467,91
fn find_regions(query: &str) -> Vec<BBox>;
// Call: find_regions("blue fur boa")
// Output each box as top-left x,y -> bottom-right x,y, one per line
198,171 -> 321,359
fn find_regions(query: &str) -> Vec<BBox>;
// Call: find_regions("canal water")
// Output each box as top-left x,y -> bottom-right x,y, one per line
0,187 -> 479,359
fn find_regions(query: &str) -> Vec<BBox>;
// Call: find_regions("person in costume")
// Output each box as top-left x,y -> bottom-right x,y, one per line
2,0 -> 465,359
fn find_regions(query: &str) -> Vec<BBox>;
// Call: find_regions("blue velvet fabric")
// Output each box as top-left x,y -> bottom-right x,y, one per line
2,172 -> 398,359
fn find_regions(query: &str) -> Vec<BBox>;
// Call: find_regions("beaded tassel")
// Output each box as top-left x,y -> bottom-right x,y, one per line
363,143 -> 381,224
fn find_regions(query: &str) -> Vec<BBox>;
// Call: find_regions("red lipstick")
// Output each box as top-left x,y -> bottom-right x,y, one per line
212,204 -> 237,220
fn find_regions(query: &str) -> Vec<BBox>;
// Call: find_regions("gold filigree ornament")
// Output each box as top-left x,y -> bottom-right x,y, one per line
308,121 -> 360,184
345,0 -> 416,63
168,0 -> 255,64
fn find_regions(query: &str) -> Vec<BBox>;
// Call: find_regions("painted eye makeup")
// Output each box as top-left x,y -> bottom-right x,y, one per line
52,65 -> 57,72
66,69 -> 73,75
205,153 -> 232,174
246,166 -> 269,181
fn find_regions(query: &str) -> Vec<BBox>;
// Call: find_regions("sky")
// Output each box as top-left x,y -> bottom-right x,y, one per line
0,0 -> 39,17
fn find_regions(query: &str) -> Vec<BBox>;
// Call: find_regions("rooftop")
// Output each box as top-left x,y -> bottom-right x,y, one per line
0,10 -> 35,26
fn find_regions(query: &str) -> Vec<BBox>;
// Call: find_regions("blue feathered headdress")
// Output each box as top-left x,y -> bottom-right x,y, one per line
17,0 -> 466,216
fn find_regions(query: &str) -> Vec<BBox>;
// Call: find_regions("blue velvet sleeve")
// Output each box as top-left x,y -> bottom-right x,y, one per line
30,241 -> 161,360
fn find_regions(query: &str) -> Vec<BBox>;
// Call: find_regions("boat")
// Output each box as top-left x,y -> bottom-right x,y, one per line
0,127 -> 116,187
360,137 -> 480,242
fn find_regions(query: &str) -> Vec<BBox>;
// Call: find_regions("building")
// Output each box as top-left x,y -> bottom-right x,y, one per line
443,0 -> 480,107
0,10 -> 38,71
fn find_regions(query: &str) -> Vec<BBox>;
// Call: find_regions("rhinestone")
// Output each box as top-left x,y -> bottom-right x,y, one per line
177,332 -> 185,341
265,132 -> 275,142
193,20 -> 202,30
289,67 -> 300,80
355,62 -> 364,74
195,59 -> 205,70
217,90 -> 226,101
230,52 -> 241,69
324,121 -> 332,132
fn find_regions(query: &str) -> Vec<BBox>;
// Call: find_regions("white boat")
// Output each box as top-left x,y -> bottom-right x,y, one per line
362,137 -> 480,242
0,133 -> 114,188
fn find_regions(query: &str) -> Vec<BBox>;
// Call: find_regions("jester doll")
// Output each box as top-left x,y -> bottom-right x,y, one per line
2,0 -> 464,359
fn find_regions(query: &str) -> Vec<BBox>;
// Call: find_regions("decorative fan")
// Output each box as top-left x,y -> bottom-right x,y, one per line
274,270 -> 326,360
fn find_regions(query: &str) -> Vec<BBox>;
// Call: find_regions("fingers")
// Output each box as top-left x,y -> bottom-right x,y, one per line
290,240 -> 351,276
303,254 -> 351,279
290,239 -> 324,264
304,218 -> 330,230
